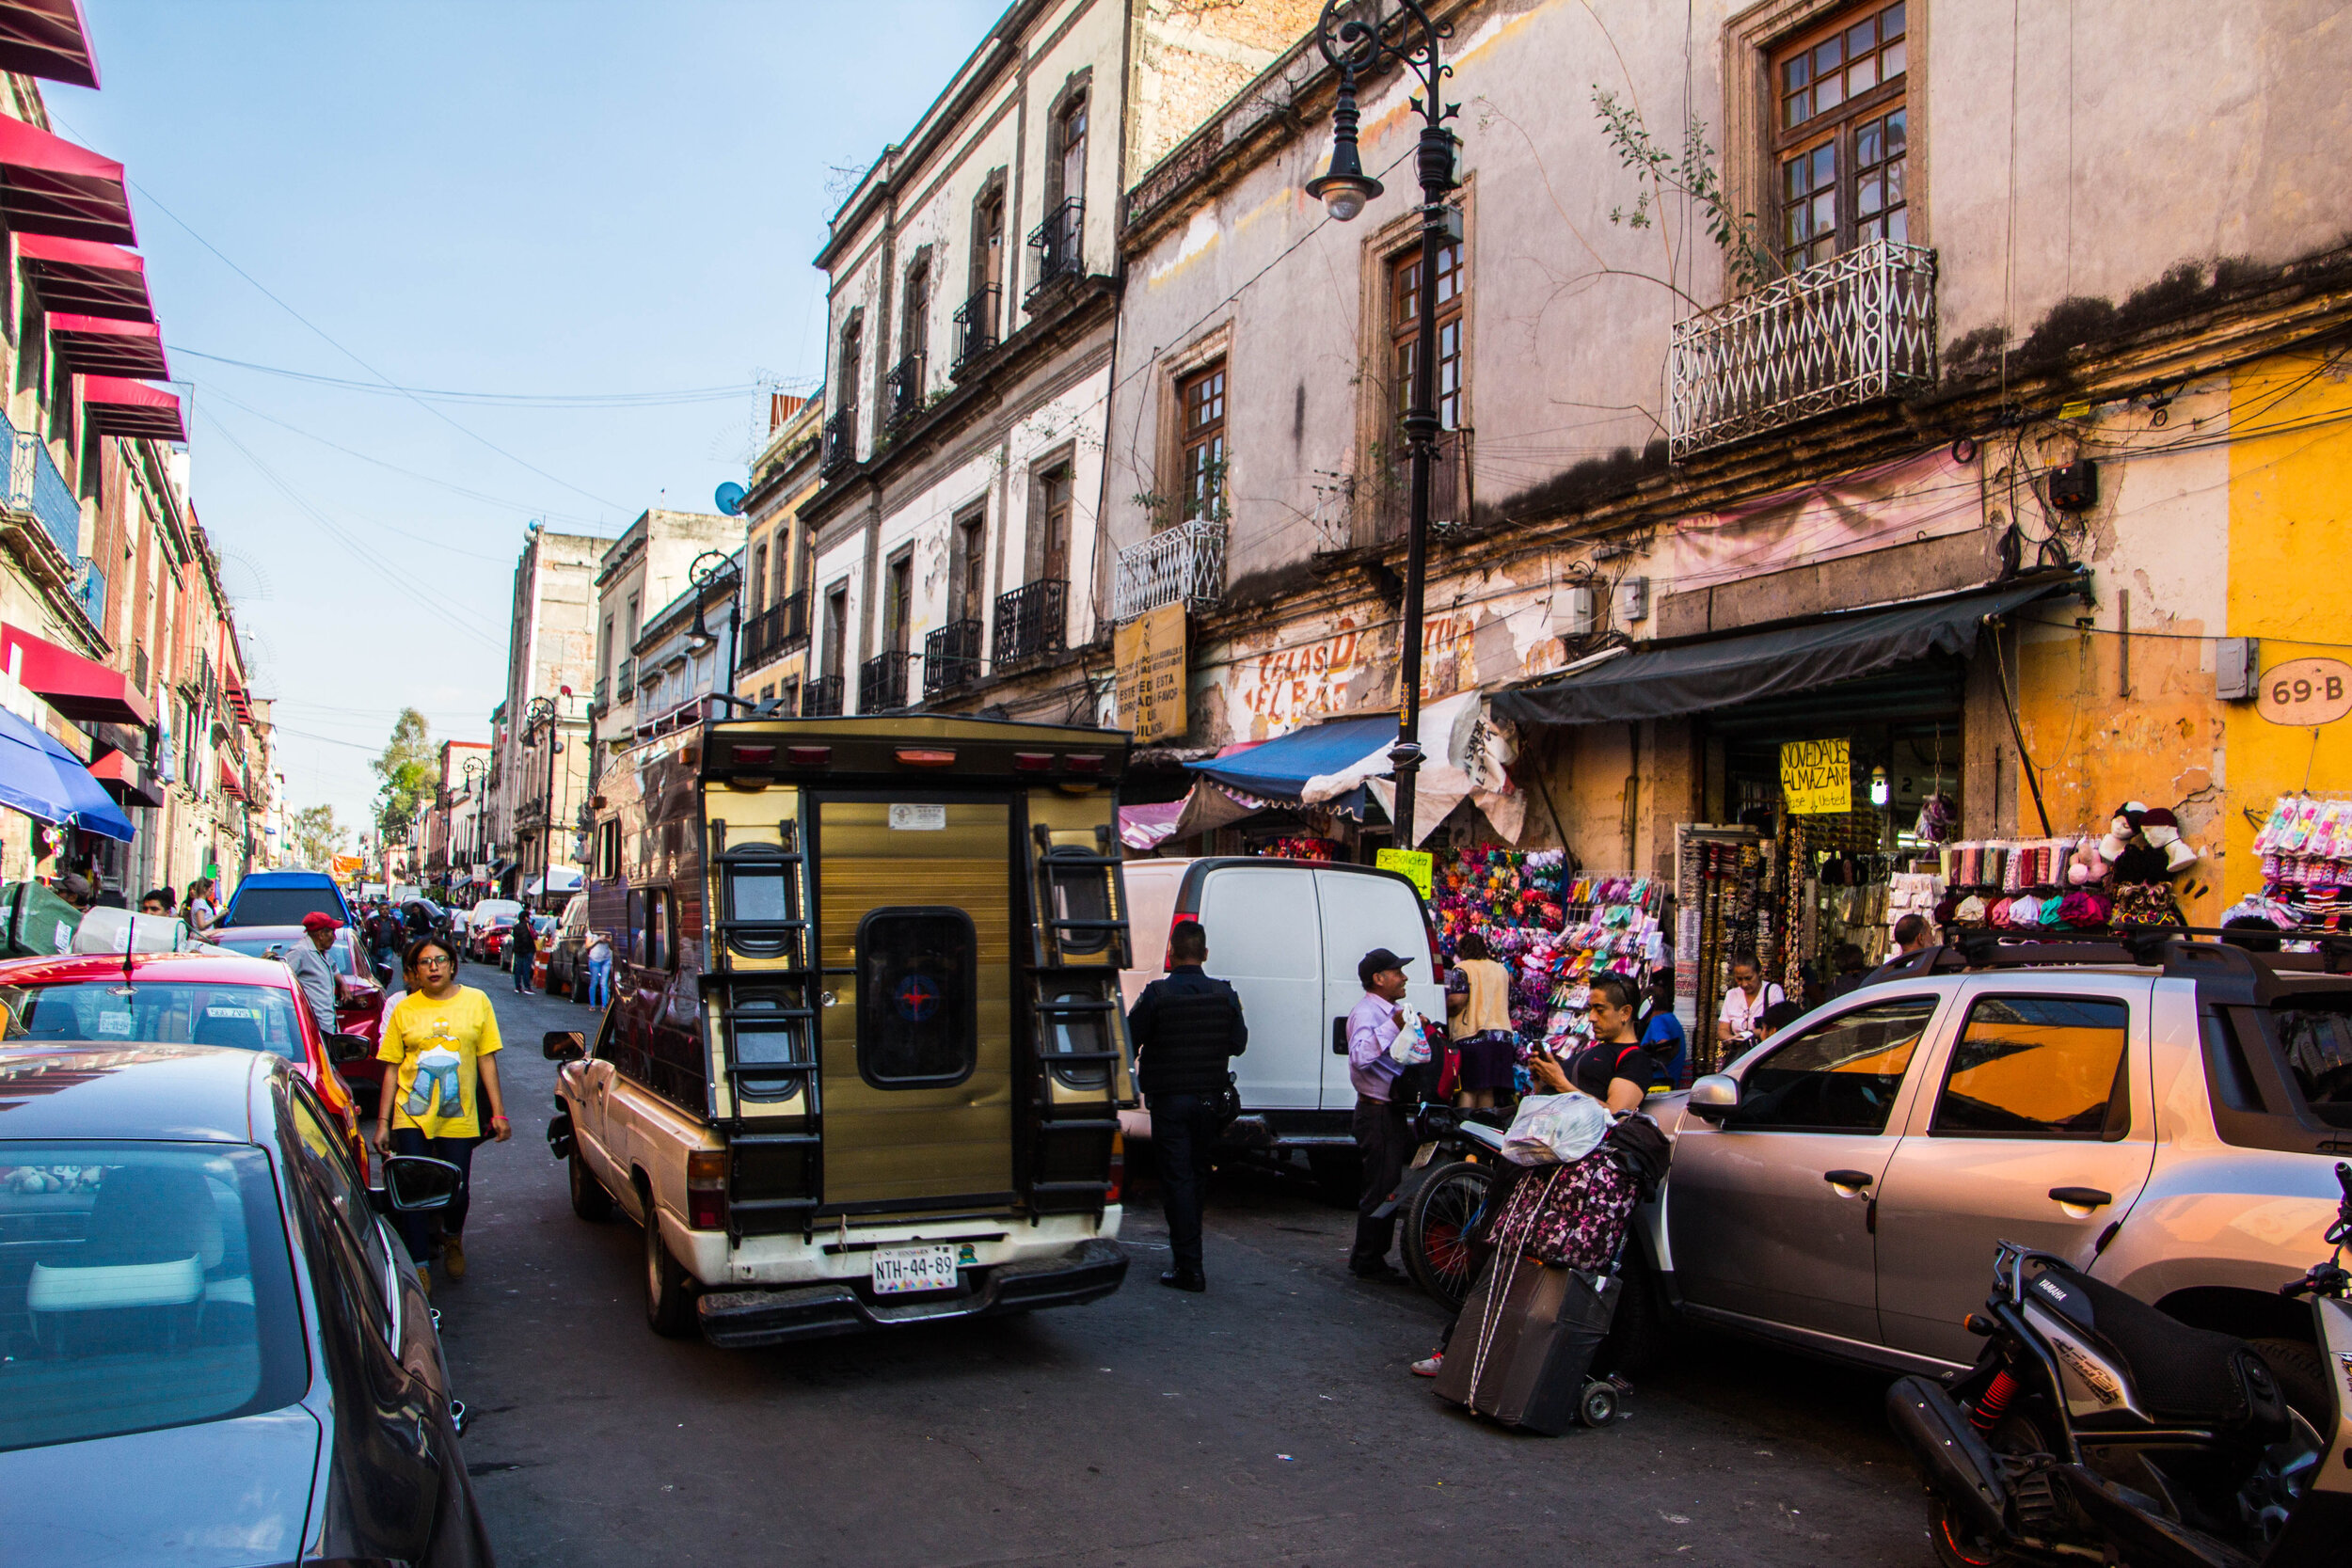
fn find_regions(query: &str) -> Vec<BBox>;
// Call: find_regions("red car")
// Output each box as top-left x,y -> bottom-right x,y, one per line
210,925 -> 389,1108
0,948 -> 373,1170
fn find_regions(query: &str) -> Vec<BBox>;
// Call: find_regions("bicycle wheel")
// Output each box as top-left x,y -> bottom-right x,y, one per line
1404,1159 -> 1494,1311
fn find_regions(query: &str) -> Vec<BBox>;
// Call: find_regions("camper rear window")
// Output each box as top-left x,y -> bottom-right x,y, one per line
856,908 -> 977,1088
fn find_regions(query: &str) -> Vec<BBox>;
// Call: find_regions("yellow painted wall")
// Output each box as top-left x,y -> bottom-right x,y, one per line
2221,351 -> 2352,906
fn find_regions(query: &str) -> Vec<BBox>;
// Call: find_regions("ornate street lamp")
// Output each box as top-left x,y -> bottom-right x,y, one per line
1308,0 -> 1456,849
687,549 -> 740,707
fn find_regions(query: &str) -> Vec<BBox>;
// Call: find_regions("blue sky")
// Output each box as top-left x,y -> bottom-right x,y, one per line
51,0 -> 1000,843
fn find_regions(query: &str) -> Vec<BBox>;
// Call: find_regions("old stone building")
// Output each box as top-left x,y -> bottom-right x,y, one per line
734,393 -> 822,709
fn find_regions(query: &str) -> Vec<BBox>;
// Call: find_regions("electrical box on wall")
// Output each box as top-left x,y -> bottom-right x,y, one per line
2216,637 -> 2259,701
2048,459 -> 2099,511
1614,577 -> 1650,624
1554,584 -> 1597,638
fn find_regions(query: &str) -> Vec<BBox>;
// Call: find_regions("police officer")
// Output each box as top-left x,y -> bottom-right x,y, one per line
1125,919 -> 1247,1292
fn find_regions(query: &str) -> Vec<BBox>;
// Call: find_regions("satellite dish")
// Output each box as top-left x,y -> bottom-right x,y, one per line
714,481 -> 747,516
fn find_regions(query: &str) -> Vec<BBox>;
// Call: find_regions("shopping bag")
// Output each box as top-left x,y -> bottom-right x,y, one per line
1498,1090 -> 1610,1166
1387,1007 -> 1433,1067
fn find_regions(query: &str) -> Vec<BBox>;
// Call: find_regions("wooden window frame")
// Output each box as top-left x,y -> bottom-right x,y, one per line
883,548 -> 914,656
1770,0 -> 1911,274
1027,456 -> 1076,586
1177,359 -> 1228,526
1387,238 -> 1466,436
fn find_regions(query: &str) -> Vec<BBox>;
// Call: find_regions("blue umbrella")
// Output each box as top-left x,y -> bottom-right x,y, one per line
0,705 -> 135,841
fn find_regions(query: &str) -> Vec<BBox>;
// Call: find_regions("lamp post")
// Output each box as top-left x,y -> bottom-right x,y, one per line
525,695 -> 557,902
686,549 -> 739,715
1306,0 -> 1456,851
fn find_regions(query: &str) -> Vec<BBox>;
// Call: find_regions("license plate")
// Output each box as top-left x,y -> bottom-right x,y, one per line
1408,1140 -> 1438,1170
871,1243 -> 961,1295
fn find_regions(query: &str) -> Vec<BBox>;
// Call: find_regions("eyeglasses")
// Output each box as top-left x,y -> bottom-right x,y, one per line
416,956 -> 454,969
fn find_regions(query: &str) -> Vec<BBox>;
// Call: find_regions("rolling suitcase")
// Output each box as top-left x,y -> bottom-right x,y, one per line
1433,1251 -> 1622,1434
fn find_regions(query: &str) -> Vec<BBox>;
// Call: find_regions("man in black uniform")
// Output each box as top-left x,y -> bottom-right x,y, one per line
1125,919 -> 1247,1292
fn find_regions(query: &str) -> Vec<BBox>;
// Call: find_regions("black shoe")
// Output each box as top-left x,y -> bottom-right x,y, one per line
1159,1269 -> 1206,1292
1349,1259 -> 1400,1280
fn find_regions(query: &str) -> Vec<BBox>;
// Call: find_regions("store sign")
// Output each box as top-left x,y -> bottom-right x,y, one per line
1114,602 -> 1188,743
2257,657 -> 2352,727
1376,847 -> 1433,899
1780,737 -> 1851,816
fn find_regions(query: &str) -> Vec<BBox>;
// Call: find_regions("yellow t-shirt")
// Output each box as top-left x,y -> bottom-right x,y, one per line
377,987 -> 502,1139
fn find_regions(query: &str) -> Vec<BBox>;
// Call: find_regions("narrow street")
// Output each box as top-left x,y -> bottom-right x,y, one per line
444,967 -> 1928,1568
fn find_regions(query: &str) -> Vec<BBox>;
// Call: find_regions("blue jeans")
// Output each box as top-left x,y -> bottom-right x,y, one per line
513,950 -> 532,990
588,958 -> 610,1007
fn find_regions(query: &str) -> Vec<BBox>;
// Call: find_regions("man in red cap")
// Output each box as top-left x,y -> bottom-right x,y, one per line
288,911 -> 347,1036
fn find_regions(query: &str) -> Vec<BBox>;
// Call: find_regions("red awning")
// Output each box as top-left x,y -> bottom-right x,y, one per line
0,1 -> 98,89
0,115 -> 132,244
217,755 -> 246,801
0,621 -> 154,726
224,679 -> 253,725
48,311 -> 165,377
87,746 -> 163,808
77,374 -> 182,441
17,234 -> 151,322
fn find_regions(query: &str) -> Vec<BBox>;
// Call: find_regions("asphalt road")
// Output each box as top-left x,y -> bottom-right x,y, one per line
439,964 -> 1932,1568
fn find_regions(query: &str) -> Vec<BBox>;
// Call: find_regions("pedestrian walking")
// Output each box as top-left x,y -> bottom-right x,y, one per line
1346,946 -> 1420,1280
183,878 -> 219,935
586,931 -> 612,1007
284,911 -> 348,1036
372,934 -> 509,1293
1124,918 -> 1247,1292
509,913 -> 537,993
1443,931 -> 1517,1111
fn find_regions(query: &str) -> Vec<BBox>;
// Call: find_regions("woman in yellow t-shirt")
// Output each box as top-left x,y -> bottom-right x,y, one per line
372,934 -> 509,1291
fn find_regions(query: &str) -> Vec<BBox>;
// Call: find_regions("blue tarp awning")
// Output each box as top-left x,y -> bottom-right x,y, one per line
1184,714 -> 1398,802
0,705 -> 135,840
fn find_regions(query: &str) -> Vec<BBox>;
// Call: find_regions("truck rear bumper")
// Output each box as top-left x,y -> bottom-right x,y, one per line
694,1238 -> 1130,1348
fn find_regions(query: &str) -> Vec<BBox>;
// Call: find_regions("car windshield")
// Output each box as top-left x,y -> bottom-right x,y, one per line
0,982 -> 309,1060
0,1142 -> 308,1452
223,888 -> 341,927
213,934 -> 358,978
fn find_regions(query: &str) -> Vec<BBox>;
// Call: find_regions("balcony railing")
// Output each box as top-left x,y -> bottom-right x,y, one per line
615,657 -> 635,697
922,618 -> 983,697
1367,428 -> 1473,546
1668,239 -> 1937,459
858,650 -> 916,713
1112,520 -> 1227,622
1024,199 -> 1084,305
0,405 -> 80,565
591,675 -> 609,715
992,578 -> 1067,667
821,408 -> 857,473
72,560 -> 104,627
803,673 -> 845,718
885,353 -> 928,427
739,590 -> 808,673
951,287 -> 1001,374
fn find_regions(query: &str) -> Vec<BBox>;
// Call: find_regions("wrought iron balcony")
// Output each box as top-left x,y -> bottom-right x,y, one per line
951,287 -> 1001,374
1668,239 -> 1936,459
886,353 -> 928,427
922,618 -> 983,697
858,650 -> 916,713
739,591 -> 808,674
992,578 -> 1067,667
821,407 -> 857,473
1024,199 -> 1084,305
803,673 -> 845,718
1112,520 -> 1227,622
615,657 -> 635,696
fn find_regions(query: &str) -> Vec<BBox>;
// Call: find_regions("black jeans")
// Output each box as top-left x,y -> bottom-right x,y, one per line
1150,1092 -> 1222,1277
389,1128 -> 478,1264
1350,1095 -> 1412,1272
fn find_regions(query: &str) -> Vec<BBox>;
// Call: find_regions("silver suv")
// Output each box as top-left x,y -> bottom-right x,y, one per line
1637,934 -> 2352,1407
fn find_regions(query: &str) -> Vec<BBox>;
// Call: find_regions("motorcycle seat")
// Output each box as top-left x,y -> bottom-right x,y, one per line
2029,1265 -> 2284,1431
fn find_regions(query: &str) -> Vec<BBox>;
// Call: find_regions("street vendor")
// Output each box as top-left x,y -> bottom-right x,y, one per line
1714,951 -> 1786,1052
1443,931 -> 1517,1111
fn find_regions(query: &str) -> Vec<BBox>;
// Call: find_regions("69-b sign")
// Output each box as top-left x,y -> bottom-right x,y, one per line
2257,657 -> 2352,726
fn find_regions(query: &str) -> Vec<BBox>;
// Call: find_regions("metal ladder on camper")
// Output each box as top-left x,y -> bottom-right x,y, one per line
704,817 -> 823,1236
1022,823 -> 1132,1212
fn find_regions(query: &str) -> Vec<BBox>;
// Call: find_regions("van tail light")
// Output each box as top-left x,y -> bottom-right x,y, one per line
1164,909 -> 1194,974
1424,913 -> 1447,973
687,1149 -> 727,1229
1105,1132 -> 1125,1206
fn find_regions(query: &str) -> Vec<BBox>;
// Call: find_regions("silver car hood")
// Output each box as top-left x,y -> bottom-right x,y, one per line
0,1405 -> 320,1567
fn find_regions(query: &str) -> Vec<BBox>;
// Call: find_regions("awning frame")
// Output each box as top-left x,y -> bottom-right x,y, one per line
0,113 -> 133,245
17,233 -> 152,322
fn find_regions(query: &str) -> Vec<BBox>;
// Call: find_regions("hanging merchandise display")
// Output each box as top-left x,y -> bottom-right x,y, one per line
1258,835 -> 1339,862
1931,801 -> 2200,935
2252,795 -> 2352,930
1676,825 -> 1767,1072
1535,876 -> 1670,1061
1431,847 -> 1572,1041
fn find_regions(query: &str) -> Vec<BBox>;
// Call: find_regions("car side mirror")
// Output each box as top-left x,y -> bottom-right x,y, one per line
543,1029 -> 585,1062
380,1153 -> 463,1212
1687,1073 -> 1740,1122
326,1031 -> 373,1065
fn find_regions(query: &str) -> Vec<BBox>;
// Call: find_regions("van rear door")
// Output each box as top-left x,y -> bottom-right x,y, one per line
1315,867 -> 1445,1110
815,796 -> 1016,1211
1197,865 -> 1322,1111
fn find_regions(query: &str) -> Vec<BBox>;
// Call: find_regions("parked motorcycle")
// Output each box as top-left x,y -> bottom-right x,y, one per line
1393,1102 -> 1509,1311
1890,1162 -> 2352,1568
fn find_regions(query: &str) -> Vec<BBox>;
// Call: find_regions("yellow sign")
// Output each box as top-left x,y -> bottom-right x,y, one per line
1113,602 -> 1189,744
2257,657 -> 2352,726
1376,847 -> 1433,899
1781,736 -> 1851,816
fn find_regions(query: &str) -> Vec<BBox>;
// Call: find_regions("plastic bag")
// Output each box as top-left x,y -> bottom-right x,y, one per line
1387,1007 -> 1432,1067
1499,1090 -> 1611,1166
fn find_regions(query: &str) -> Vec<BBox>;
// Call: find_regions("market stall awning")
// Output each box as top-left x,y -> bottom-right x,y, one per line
18,233 -> 151,322
77,374 -> 182,441
47,311 -> 165,377
87,745 -> 161,808
0,114 -> 132,244
0,1 -> 100,89
1118,799 -> 1187,852
1,622 -> 154,725
1184,713 -> 1399,801
0,704 -> 133,839
1492,578 -> 2077,728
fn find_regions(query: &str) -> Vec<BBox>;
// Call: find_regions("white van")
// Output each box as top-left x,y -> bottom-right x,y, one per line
1118,858 -> 1446,1159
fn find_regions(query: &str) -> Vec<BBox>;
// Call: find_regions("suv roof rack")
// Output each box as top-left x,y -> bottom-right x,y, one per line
1871,927 -> 2352,1003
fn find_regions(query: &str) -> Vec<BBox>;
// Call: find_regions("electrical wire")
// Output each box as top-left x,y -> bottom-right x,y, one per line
176,347 -> 786,408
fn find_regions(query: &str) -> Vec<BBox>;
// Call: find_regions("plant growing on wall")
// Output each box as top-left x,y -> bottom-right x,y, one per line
1591,88 -> 1773,295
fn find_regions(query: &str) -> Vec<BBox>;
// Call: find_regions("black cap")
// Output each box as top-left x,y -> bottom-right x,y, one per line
1358,947 -> 1414,989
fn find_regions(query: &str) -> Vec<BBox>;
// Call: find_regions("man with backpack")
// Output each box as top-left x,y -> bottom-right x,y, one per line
1125,919 -> 1247,1293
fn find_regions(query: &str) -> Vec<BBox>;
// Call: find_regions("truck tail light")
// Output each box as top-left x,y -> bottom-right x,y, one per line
687,1149 -> 726,1229
895,748 -> 957,768
1105,1132 -> 1125,1206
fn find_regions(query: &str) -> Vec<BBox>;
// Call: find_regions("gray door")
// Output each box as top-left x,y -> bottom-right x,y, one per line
1667,991 -> 1946,1349
1873,978 -> 2158,1365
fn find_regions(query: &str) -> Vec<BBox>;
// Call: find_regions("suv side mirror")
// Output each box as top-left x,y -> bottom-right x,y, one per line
1687,1073 -> 1740,1121
380,1153 -> 463,1212
543,1029 -> 585,1062
326,1031 -> 373,1065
